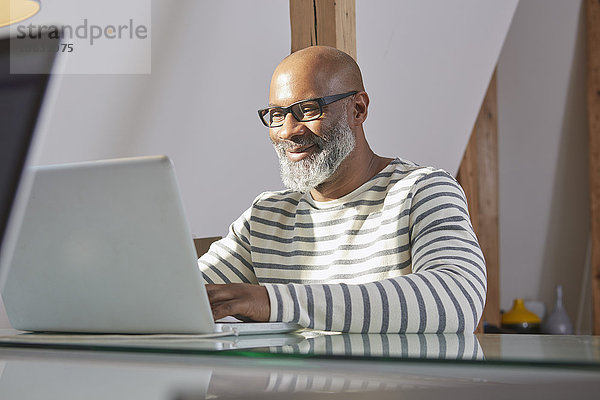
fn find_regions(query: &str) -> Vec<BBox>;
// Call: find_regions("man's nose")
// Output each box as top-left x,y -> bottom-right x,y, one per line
276,113 -> 306,141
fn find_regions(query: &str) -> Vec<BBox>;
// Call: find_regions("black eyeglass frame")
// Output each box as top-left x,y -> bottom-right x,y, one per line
258,90 -> 358,128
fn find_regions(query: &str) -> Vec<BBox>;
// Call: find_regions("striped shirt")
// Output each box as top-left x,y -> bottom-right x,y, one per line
198,158 -> 487,333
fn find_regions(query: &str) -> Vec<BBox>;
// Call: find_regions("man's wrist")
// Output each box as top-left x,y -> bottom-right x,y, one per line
263,283 -> 283,322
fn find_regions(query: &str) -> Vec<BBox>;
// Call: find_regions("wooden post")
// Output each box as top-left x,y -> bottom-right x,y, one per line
586,0 -> 600,335
193,236 -> 222,258
289,0 -> 356,60
457,70 -> 500,333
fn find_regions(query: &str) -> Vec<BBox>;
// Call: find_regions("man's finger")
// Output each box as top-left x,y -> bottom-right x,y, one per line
211,299 -> 245,321
205,284 -> 236,303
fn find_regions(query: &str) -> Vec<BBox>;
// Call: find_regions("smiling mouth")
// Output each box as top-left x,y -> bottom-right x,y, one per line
288,144 -> 316,153
285,144 -> 317,161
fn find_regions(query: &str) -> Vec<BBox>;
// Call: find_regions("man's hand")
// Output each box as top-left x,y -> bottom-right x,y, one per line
205,283 -> 270,322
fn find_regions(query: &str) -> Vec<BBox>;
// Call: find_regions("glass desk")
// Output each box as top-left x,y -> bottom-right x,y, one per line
0,330 -> 598,399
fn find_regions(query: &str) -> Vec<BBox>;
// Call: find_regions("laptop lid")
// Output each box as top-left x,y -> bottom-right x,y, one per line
0,33 -> 62,289
2,156 -> 217,334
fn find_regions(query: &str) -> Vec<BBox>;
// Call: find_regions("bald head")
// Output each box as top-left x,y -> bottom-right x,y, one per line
270,46 -> 364,105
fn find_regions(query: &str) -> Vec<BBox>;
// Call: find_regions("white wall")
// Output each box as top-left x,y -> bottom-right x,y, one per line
497,0 -> 591,332
21,0 -> 291,239
357,0 -> 518,175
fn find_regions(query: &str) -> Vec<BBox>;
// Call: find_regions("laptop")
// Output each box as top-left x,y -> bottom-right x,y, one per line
0,33 -> 63,293
1,155 -> 301,335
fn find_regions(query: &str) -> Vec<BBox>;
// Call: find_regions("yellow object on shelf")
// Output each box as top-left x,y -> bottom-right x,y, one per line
501,299 -> 541,333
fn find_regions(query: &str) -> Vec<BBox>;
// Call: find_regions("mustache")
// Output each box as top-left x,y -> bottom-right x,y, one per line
273,135 -> 326,152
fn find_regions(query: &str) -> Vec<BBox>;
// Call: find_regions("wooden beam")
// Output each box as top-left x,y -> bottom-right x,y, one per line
476,71 -> 500,331
457,70 -> 500,333
290,0 -> 317,51
458,132 -> 480,233
290,0 -> 356,60
586,0 -> 600,335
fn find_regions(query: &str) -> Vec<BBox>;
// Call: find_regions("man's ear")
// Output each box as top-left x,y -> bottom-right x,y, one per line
349,91 -> 369,126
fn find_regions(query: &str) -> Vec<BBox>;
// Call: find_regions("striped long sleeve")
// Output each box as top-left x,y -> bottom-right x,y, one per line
198,158 -> 487,333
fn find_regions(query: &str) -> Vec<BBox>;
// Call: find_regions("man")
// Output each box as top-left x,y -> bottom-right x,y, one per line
199,46 -> 486,333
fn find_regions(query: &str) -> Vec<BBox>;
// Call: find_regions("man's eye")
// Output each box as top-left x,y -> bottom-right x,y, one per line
299,102 -> 320,117
270,110 -> 285,121
301,106 -> 318,113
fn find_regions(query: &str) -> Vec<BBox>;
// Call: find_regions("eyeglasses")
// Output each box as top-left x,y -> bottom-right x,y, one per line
258,91 -> 358,128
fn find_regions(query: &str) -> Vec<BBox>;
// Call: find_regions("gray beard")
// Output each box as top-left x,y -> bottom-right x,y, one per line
273,116 -> 356,193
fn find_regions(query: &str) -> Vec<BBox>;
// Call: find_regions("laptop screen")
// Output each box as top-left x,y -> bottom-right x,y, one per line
0,34 -> 59,262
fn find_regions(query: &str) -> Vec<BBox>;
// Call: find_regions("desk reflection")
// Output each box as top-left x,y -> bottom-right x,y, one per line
226,333 -> 483,396
2,334 -> 600,400
272,333 -> 483,360
0,360 -> 213,400
0,331 -> 482,360
0,334 -> 482,399
0,355 -> 477,400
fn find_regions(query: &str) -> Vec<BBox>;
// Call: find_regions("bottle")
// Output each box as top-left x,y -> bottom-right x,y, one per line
501,298 -> 541,333
542,285 -> 573,335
